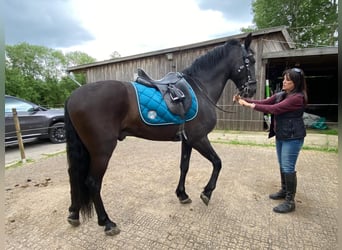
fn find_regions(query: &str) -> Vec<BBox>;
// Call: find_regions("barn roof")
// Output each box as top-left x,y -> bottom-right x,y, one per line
67,26 -> 294,73
263,46 -> 337,59
264,46 -> 337,76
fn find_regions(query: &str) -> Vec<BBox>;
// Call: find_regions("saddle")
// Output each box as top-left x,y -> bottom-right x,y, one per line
135,68 -> 192,118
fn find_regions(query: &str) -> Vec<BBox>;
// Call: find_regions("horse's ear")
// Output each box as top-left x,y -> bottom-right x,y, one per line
244,33 -> 252,49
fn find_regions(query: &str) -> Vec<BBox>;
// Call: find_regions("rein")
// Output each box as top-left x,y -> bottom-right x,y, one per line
184,74 -> 236,114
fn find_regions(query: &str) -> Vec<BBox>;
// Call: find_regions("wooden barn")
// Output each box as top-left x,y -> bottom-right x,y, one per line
67,26 -> 338,131
263,46 -> 338,129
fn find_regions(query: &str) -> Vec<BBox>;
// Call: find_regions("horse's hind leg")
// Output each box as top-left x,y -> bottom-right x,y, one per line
68,182 -> 81,226
87,142 -> 120,236
193,136 -> 222,205
176,141 -> 193,204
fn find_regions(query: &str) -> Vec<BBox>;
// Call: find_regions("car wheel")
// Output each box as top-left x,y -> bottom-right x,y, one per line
49,122 -> 66,143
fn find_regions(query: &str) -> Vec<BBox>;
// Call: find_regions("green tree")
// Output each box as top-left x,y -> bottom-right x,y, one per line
65,51 -> 96,67
5,43 -> 96,107
63,51 -> 96,97
109,51 -> 121,59
249,0 -> 338,47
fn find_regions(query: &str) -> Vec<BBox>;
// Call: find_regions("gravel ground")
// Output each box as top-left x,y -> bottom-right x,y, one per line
5,137 -> 338,249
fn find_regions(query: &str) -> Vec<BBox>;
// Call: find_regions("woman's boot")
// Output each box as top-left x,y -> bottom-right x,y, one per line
273,172 -> 297,213
269,172 -> 286,200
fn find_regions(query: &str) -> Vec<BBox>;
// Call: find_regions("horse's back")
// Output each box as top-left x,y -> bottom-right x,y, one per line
67,80 -> 130,111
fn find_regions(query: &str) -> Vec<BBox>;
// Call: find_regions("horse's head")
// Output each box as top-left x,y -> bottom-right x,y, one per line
231,33 -> 257,98
182,33 -> 257,101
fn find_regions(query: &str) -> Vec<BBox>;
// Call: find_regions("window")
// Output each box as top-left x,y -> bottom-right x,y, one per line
5,97 -> 34,113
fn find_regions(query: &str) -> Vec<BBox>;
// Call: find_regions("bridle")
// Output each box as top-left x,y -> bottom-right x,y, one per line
237,44 -> 256,96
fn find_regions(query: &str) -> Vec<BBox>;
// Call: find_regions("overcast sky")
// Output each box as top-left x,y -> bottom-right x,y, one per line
5,0 -> 254,61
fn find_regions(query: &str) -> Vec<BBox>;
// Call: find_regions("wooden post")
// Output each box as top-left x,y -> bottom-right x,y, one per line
12,108 -> 26,163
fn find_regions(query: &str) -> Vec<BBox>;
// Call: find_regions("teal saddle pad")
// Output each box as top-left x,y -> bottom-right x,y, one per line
131,81 -> 198,125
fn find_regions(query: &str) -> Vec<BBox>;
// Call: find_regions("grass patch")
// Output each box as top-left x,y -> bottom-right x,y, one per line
220,139 -> 274,147
214,128 -> 338,136
211,139 -> 274,148
211,139 -> 338,153
5,159 -> 35,169
5,150 -> 66,169
302,145 -> 338,153
42,150 -> 66,158
306,128 -> 338,135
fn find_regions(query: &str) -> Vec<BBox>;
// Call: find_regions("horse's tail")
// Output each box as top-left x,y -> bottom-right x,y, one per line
65,99 -> 93,219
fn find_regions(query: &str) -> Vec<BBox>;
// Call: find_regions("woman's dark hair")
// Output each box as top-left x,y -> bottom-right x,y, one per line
282,68 -> 308,105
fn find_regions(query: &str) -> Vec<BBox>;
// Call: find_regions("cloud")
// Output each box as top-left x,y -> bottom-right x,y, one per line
5,0 -> 253,60
63,0 -> 253,60
4,0 -> 94,47
196,0 -> 254,22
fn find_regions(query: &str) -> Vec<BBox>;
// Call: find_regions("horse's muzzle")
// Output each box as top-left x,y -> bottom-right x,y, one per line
239,80 -> 257,98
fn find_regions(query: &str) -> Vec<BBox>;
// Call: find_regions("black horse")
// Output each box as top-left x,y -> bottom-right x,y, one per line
65,33 -> 257,235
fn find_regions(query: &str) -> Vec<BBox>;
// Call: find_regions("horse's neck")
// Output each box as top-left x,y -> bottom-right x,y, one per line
198,75 -> 227,104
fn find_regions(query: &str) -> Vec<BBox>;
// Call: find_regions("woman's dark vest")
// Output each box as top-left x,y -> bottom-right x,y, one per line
268,92 -> 306,140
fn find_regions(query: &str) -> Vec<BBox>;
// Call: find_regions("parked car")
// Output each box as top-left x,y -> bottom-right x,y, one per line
5,95 -> 66,146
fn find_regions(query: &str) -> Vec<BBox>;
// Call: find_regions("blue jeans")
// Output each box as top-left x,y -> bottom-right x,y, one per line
276,138 -> 304,173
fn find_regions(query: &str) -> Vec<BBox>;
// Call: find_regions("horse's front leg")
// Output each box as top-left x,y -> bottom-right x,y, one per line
193,137 -> 222,205
175,141 -> 193,204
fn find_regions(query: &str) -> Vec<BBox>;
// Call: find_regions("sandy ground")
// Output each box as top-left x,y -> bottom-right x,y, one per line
4,137 -> 338,249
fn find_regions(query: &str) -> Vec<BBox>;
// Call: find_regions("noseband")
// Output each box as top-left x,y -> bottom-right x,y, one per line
237,44 -> 256,95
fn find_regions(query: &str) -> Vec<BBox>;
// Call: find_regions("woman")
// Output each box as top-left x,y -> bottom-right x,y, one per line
233,68 -> 308,213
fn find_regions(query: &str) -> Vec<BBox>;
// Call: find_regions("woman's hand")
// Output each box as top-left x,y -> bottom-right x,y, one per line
238,99 -> 249,106
233,95 -> 255,108
233,95 -> 241,102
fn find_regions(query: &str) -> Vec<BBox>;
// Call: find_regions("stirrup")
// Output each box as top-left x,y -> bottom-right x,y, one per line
169,88 -> 185,101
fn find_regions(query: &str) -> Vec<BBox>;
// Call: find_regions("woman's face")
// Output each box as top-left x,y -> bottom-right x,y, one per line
282,74 -> 295,93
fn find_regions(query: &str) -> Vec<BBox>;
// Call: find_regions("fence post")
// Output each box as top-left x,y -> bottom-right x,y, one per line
12,108 -> 26,163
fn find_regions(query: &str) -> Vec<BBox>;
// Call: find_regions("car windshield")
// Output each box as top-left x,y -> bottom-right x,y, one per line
5,97 -> 34,113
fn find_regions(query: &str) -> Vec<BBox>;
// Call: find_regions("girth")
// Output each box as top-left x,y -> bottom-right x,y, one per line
135,68 -> 192,118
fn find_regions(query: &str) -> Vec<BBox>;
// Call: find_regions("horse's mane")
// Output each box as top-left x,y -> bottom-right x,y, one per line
182,39 -> 241,76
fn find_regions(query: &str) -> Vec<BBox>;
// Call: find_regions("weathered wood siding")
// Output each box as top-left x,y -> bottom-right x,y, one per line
70,28 -> 294,131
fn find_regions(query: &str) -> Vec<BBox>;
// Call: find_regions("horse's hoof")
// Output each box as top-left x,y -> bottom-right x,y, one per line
105,226 -> 121,236
179,198 -> 192,204
200,193 -> 210,206
67,212 -> 80,227
67,217 -> 80,227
